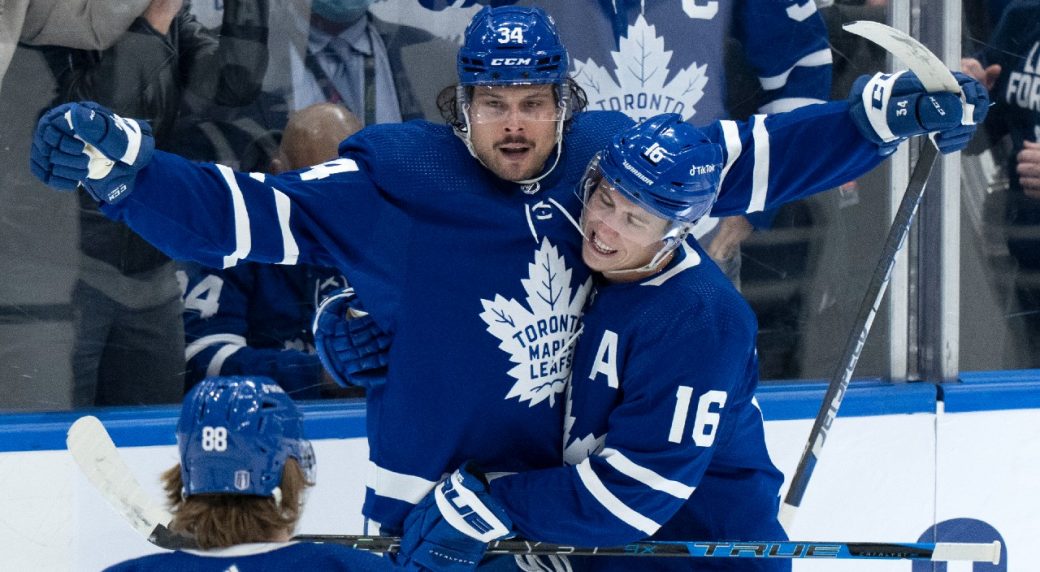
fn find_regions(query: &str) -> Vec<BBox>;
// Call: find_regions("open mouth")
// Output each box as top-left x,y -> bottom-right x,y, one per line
496,141 -> 532,160
587,231 -> 617,255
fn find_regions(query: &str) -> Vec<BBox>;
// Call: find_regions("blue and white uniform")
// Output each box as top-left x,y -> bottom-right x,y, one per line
99,104 -> 883,532
104,541 -> 394,571
179,262 -> 348,398
490,241 -> 785,571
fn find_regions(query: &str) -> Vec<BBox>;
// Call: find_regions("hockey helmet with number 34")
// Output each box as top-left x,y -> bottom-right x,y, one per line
458,6 -> 568,87
454,6 -> 572,191
177,376 -> 315,498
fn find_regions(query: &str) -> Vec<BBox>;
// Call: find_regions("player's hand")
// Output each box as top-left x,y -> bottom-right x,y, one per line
30,101 -> 155,203
849,69 -> 989,155
398,464 -> 512,571
1018,141 -> 1040,200
706,216 -> 753,263
312,287 -> 390,389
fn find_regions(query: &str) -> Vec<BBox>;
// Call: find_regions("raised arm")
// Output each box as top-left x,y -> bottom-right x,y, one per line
706,68 -> 989,217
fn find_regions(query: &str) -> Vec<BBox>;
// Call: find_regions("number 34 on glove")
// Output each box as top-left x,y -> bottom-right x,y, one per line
30,101 -> 155,203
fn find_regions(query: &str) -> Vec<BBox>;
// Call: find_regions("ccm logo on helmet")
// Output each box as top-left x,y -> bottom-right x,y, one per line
491,58 -> 533,66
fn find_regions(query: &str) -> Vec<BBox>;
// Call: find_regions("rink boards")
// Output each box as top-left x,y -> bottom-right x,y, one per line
1,372 -> 1036,571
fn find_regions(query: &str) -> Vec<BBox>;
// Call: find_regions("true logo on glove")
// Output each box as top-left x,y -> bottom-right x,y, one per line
440,477 -> 498,536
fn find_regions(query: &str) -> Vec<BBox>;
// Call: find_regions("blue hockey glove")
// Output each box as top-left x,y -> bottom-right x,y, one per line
30,101 -> 155,203
312,287 -> 390,389
398,464 -> 513,571
849,70 -> 989,155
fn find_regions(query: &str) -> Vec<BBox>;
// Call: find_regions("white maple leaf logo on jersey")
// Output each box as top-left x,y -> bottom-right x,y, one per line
480,238 -> 591,408
573,15 -> 708,122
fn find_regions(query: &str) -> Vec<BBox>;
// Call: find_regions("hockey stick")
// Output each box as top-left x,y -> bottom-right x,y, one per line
66,415 -> 195,549
779,21 -> 962,528
66,414 -> 999,563
295,535 -> 1000,563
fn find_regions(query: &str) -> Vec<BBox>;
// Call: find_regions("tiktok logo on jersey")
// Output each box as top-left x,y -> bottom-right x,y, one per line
479,238 -> 592,407
573,15 -> 708,122
1006,42 -> 1040,112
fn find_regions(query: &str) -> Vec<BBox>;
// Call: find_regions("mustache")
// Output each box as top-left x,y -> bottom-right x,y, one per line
494,136 -> 534,148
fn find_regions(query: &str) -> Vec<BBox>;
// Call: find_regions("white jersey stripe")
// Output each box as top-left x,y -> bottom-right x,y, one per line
184,333 -> 246,361
217,164 -> 252,268
600,448 -> 696,499
366,461 -> 438,504
206,344 -> 243,377
272,188 -> 299,264
749,116 -> 770,213
717,120 -> 742,188
576,460 -> 660,536
759,48 -> 833,91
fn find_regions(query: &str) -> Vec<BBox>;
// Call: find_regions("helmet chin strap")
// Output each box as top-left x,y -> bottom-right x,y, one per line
454,85 -> 569,195
600,226 -> 690,277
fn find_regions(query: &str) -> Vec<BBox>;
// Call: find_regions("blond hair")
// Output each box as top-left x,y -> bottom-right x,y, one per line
162,458 -> 311,549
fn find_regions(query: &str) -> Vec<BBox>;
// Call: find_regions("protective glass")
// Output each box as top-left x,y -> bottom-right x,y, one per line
579,162 -> 687,248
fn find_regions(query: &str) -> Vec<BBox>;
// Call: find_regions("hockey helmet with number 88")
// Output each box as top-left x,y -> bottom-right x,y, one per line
177,376 -> 315,498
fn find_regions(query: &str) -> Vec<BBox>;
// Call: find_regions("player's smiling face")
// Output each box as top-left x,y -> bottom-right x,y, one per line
581,183 -> 671,281
468,84 -> 561,182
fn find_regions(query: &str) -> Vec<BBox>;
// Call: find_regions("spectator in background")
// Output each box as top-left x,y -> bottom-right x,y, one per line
180,103 -> 361,399
45,0 -> 269,406
171,0 -> 455,178
962,0 -> 1040,365
105,376 -> 443,570
0,0 -> 150,92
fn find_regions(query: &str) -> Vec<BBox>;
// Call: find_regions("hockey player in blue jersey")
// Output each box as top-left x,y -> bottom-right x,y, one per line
105,375 -> 404,570
29,5 -> 986,548
399,115 -> 796,572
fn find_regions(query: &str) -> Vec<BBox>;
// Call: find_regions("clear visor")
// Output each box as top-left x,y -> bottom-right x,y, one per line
579,163 -> 687,248
464,84 -> 565,124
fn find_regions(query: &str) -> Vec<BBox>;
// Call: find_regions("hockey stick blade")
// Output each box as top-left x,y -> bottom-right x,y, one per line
295,535 -> 1000,563
843,21 -> 961,93
780,22 -> 959,529
66,415 -> 195,549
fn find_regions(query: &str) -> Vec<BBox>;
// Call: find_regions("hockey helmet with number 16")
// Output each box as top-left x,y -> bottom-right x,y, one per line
177,376 -> 315,498
580,113 -> 724,272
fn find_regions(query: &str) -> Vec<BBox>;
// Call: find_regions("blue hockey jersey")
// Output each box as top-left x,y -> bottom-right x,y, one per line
490,241 -> 787,571
104,542 -> 395,571
179,262 -> 349,398
100,103 -> 883,532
